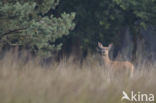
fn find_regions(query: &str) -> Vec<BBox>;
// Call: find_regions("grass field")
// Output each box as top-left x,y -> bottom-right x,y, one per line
0,52 -> 155,103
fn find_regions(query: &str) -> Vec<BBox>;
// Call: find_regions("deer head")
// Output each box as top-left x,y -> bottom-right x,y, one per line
97,42 -> 112,56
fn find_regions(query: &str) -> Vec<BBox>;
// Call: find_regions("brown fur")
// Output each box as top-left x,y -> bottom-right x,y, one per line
98,42 -> 134,77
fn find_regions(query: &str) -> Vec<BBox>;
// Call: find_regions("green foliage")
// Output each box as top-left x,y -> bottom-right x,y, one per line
0,0 -> 156,57
56,0 -> 156,53
0,0 -> 75,57
113,0 -> 156,27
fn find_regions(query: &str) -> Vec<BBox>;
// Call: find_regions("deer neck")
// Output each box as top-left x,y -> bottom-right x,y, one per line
103,55 -> 111,65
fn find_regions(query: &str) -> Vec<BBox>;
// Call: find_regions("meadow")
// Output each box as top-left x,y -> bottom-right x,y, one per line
0,51 -> 155,103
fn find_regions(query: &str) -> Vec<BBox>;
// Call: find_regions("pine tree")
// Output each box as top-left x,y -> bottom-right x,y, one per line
0,0 -> 75,57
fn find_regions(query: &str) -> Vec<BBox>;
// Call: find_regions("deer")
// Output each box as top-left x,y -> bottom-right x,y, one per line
97,42 -> 134,77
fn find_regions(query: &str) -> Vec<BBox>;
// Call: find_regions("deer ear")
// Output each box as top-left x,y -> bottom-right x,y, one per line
98,42 -> 104,48
108,43 -> 113,49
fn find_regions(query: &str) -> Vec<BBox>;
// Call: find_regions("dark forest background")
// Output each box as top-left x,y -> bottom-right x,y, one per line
0,0 -> 156,62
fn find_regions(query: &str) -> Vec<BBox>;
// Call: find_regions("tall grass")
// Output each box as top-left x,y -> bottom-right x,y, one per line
0,51 -> 155,103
